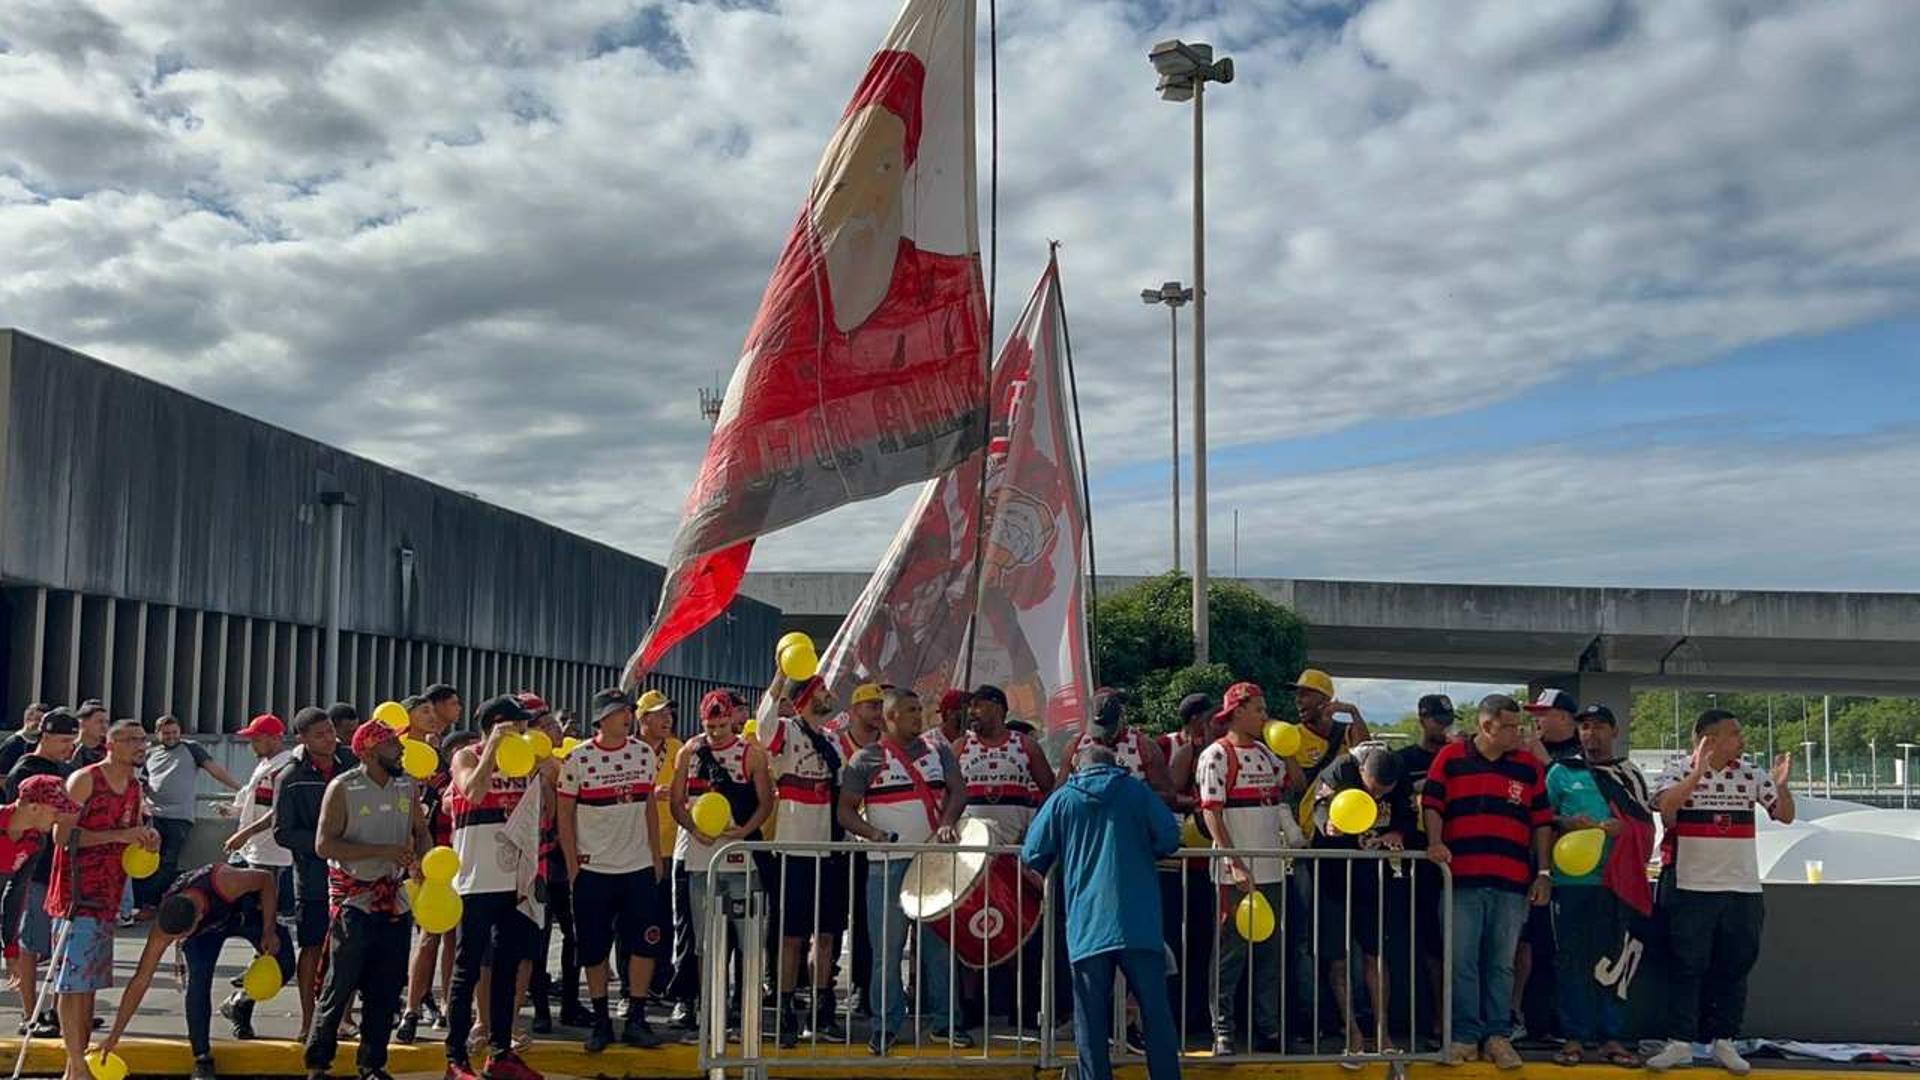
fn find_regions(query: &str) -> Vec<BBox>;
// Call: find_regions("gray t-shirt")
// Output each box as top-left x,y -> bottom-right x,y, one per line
841,735 -> 962,857
143,740 -> 212,820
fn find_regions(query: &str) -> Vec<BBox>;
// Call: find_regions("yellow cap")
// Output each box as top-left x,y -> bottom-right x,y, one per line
1285,668 -> 1335,698
850,683 -> 885,705
634,689 -> 672,715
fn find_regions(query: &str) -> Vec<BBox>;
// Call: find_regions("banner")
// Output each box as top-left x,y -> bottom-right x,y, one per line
821,258 -> 1091,739
626,0 -> 987,684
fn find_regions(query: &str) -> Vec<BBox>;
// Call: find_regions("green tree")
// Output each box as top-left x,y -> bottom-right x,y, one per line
1094,572 -> 1309,732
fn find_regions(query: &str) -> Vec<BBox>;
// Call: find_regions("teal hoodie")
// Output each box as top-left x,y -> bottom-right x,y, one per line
1021,761 -> 1180,963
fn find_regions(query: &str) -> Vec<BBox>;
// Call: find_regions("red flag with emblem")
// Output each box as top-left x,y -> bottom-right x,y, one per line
626,0 -> 987,684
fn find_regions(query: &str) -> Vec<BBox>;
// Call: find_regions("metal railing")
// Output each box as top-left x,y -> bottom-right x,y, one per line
695,839 -> 1453,1077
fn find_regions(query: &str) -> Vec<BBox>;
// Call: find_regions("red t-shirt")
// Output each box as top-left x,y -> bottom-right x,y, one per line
0,808 -> 47,877
1421,740 -> 1550,892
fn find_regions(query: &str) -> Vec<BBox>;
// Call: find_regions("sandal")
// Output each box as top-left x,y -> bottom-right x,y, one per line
1556,1041 -> 1586,1066
1599,1043 -> 1641,1068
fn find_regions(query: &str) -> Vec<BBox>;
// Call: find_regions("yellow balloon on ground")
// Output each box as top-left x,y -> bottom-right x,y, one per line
1265,721 -> 1302,758
1180,816 -> 1206,848
373,700 -> 410,731
1329,789 -> 1379,835
121,843 -> 159,879
1554,828 -> 1607,877
557,736 -> 580,758
778,642 -> 818,681
400,738 -> 436,780
86,1051 -> 127,1080
1234,891 -> 1276,942
692,791 -> 732,836
494,733 -> 535,778
414,883 -> 463,934
526,729 -> 554,760
242,953 -> 284,1002
420,845 -> 460,884
777,631 -> 813,656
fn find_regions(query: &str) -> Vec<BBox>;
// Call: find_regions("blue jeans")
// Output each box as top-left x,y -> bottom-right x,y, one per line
1451,886 -> 1529,1045
866,858 -> 954,1036
1072,948 -> 1179,1080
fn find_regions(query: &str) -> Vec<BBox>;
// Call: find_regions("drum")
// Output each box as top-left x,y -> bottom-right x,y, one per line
898,818 -> 1044,968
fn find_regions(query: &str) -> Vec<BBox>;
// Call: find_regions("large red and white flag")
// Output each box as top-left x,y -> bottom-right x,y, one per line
626,0 -> 987,683
821,258 -> 1092,737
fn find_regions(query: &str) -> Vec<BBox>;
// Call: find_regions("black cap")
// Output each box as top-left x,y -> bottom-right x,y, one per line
591,688 -> 633,725
971,685 -> 1009,710
1576,703 -> 1618,727
39,709 -> 80,736
1524,688 -> 1579,715
400,694 -> 426,711
1088,689 -> 1126,740
1177,693 -> 1214,722
476,694 -> 530,729
1417,694 -> 1456,722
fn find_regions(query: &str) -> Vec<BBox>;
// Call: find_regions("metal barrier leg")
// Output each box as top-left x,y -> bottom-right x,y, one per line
738,881 -> 765,1080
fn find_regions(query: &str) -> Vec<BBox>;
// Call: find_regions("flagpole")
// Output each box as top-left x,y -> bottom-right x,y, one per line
1053,245 -> 1099,687
961,0 -> 999,690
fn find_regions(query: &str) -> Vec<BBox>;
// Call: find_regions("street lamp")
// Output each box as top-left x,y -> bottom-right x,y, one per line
1148,38 -> 1233,664
1141,281 -> 1193,573
1898,743 -> 1917,810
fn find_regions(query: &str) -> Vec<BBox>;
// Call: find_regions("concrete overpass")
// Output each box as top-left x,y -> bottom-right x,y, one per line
739,572 -> 1920,727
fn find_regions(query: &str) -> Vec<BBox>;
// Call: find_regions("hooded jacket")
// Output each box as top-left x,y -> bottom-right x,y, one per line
1021,757 -> 1179,963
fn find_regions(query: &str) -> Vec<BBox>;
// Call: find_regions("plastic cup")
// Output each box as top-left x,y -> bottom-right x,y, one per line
1804,859 -> 1824,884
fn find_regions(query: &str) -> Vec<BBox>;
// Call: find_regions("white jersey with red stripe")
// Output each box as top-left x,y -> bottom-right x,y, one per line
1195,736 -> 1295,884
957,729 -> 1044,839
1072,728 -> 1153,781
557,735 -> 659,876
766,716 -> 838,847
450,760 -> 534,895
674,734 -> 753,873
233,750 -> 294,867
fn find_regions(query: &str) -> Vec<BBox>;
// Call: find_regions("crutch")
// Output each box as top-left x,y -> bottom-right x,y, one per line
10,900 -> 77,1080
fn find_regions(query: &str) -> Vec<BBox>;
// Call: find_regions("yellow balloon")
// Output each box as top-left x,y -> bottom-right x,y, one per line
526,729 -> 554,760
242,953 -> 283,1002
86,1051 -> 128,1080
400,738 -> 436,780
778,642 -> 818,681
691,791 -> 733,837
373,700 -> 410,731
556,736 -> 581,758
776,631 -> 813,656
743,718 -> 759,741
494,733 -> 535,778
121,843 -> 160,880
420,845 -> 460,884
414,882 -> 463,934
1553,828 -> 1607,877
1329,788 -> 1379,835
1234,891 -> 1276,942
1265,721 -> 1302,758
1181,816 -> 1206,848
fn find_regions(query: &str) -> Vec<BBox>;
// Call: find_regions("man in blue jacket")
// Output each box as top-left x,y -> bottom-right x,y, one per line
1022,690 -> 1181,1080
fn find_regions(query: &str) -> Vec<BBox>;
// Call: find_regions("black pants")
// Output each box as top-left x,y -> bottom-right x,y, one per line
186,917 -> 293,1058
530,868 -> 577,1011
446,891 -> 537,1061
845,852 -> 872,1002
305,908 -> 411,1071
665,862 -> 698,1004
1665,889 -> 1764,1042
139,817 -> 196,908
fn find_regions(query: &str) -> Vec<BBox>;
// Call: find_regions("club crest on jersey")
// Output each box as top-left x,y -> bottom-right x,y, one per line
1507,781 -> 1525,804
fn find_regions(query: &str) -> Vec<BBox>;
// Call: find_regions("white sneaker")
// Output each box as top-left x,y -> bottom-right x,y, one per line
1647,1040 -> 1693,1071
1711,1040 -> 1751,1075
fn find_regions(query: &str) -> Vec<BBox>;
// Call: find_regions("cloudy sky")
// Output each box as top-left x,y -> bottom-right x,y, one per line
6,0 -> 1919,714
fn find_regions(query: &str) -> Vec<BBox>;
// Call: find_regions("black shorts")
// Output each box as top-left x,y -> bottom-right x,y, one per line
773,853 -> 851,937
573,868 -> 663,967
1312,856 -> 1383,957
293,862 -> 330,949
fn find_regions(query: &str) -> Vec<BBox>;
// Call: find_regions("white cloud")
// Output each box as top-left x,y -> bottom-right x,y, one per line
3,0 -> 1918,589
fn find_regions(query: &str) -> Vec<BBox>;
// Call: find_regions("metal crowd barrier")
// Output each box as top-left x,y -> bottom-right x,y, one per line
698,839 -> 1452,1078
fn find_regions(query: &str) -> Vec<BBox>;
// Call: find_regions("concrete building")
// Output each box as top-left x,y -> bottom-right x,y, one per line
0,329 -> 777,733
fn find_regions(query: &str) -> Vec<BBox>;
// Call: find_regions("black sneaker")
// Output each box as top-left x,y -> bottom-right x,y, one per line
229,997 -> 257,1040
624,1014 -> 663,1049
805,1012 -> 847,1042
395,1012 -> 420,1045
191,1057 -> 217,1080
529,1007 -> 553,1036
1125,1024 -> 1147,1055
358,1071 -> 395,1080
584,1018 -> 614,1055
1211,1037 -> 1236,1057
558,1000 -> 592,1028
28,1014 -> 59,1039
868,1030 -> 897,1056
667,1002 -> 697,1030
421,996 -> 446,1028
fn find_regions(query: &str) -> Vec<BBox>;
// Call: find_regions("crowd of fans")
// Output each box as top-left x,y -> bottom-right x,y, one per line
0,668 -> 1795,1080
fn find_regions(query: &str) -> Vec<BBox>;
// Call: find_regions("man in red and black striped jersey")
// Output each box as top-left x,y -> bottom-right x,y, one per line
1644,709 -> 1794,1076
1421,694 -> 1552,1070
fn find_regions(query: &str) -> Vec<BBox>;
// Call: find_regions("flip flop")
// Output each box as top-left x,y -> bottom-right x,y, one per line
1601,1045 -> 1642,1068
1556,1042 -> 1586,1066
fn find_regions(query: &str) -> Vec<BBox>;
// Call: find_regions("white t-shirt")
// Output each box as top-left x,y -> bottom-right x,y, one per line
674,735 -> 754,874
765,716 -> 838,848
233,750 -> 294,867
1195,736 -> 1296,884
1653,754 -> 1779,894
557,735 -> 659,876
1071,728 -> 1152,781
